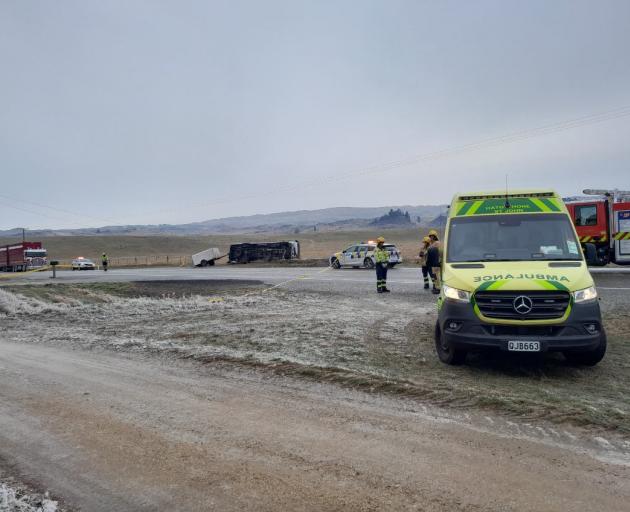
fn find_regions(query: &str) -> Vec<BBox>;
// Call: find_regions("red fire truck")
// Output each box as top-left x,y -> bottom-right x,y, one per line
0,241 -> 48,272
565,189 -> 630,266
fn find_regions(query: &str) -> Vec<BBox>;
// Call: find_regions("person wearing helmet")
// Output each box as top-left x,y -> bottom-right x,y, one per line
426,230 -> 442,294
101,253 -> 109,272
419,236 -> 432,289
374,236 -> 390,293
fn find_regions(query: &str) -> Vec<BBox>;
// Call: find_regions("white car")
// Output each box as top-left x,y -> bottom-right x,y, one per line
71,257 -> 96,270
329,242 -> 403,269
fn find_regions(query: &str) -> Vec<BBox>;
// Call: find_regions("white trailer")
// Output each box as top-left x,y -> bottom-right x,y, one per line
192,247 -> 222,267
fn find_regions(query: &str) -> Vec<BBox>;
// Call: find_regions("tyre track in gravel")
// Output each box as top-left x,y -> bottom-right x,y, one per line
1,340 -> 630,512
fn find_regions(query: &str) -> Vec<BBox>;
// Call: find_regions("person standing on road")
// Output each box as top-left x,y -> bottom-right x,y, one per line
419,236 -> 432,290
426,230 -> 442,295
101,253 -> 109,272
374,237 -> 390,293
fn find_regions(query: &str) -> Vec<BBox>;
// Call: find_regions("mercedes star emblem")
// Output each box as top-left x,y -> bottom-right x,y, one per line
513,295 -> 533,315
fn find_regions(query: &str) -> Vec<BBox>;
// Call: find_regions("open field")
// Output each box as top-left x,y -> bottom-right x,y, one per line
0,228 -> 435,266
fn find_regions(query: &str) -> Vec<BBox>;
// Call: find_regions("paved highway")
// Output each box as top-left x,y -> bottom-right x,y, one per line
2,265 -> 630,298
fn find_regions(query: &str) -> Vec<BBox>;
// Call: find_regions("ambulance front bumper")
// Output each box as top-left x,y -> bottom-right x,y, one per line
438,300 -> 603,353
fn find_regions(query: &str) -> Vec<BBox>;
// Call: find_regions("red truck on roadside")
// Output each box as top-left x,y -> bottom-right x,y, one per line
0,242 -> 48,272
565,189 -> 630,266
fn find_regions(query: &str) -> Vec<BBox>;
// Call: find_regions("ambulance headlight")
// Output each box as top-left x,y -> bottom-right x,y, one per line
573,286 -> 598,303
443,284 -> 471,303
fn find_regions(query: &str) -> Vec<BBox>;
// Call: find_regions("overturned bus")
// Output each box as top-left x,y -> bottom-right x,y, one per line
228,241 -> 300,264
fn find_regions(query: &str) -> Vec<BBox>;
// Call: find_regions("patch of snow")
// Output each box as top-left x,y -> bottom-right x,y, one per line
0,483 -> 58,512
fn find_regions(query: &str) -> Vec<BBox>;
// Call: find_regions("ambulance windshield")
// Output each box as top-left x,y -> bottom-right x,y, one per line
447,213 -> 582,262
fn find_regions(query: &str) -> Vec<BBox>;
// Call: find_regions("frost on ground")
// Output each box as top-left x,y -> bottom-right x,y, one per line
1,284 -> 630,433
0,483 -> 58,512
0,286 -> 428,378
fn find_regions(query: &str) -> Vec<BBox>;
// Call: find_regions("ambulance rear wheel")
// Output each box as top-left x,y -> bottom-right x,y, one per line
435,322 -> 467,365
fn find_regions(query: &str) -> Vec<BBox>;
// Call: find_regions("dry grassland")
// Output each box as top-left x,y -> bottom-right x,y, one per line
0,228 -> 437,265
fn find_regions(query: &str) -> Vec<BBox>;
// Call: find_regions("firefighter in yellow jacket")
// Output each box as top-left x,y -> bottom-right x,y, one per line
419,236 -> 432,289
374,237 -> 390,293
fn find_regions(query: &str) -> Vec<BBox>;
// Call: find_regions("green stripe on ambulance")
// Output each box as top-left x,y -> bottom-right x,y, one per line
454,197 -> 563,216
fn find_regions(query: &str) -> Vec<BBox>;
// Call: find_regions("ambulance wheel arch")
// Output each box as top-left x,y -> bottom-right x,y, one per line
434,321 -> 467,365
563,328 -> 607,366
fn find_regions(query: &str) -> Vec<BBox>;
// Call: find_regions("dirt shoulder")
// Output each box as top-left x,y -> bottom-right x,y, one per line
2,281 -> 629,434
1,340 -> 629,512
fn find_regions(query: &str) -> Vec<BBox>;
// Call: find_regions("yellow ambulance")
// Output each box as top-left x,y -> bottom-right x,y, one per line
436,189 -> 605,366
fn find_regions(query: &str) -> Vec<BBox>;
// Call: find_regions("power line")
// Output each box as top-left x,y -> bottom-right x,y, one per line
0,199 -> 93,228
127,103 -> 630,220
4,104 -> 630,228
0,193 -> 115,224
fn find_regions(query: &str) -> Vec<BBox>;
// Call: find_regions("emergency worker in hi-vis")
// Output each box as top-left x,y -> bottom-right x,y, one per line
374,237 -> 390,293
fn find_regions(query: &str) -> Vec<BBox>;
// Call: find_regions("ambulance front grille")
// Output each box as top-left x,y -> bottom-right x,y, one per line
474,291 -> 570,320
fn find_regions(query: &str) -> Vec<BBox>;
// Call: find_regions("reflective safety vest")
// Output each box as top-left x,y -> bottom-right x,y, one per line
374,246 -> 389,264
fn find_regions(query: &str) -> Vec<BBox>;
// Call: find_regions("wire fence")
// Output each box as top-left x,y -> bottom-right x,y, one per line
58,254 -> 193,268
111,255 -> 192,267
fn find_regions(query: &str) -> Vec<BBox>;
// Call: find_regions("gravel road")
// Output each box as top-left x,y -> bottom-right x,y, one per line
1,340 -> 629,512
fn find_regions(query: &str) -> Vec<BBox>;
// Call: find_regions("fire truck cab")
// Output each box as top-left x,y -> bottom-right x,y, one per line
565,189 -> 630,266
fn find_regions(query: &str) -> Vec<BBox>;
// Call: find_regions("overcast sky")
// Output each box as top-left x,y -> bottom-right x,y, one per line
1,0 -> 629,230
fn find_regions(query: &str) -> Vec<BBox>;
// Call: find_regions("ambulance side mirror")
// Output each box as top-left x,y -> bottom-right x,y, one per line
583,243 -> 598,265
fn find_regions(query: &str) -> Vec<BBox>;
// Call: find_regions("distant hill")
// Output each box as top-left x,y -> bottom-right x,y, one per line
370,209 -> 413,227
0,204 -> 447,237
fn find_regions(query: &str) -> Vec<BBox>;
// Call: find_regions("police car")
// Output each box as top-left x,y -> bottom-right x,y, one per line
71,257 -> 96,270
329,242 -> 402,269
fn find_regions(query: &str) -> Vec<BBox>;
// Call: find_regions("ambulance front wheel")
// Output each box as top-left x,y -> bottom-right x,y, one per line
435,321 -> 467,365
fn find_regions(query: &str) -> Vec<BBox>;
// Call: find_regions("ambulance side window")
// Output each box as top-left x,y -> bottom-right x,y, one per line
575,205 -> 597,226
